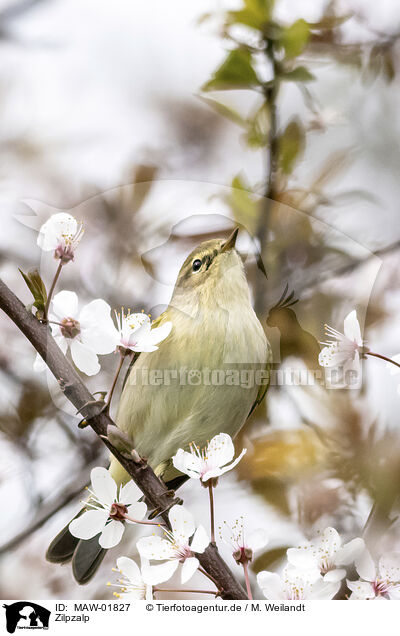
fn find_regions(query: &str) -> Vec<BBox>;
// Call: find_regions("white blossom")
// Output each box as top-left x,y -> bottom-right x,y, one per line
107,557 -> 153,600
257,566 -> 340,600
34,290 -> 116,376
172,433 -> 246,483
113,309 -> 172,353
69,467 -> 147,549
287,527 -> 365,582
37,212 -> 83,263
319,310 -> 365,373
136,505 -> 209,584
218,516 -> 268,565
347,550 -> 400,600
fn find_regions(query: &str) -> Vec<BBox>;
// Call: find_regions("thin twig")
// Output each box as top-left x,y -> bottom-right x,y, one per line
208,482 -> 216,544
43,260 -> 63,321
366,351 -> 400,369
105,352 -> 126,411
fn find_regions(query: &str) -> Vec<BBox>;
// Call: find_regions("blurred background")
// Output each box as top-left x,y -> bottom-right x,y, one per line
0,0 -> 400,599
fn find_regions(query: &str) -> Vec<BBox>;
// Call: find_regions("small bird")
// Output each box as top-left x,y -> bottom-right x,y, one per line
46,228 -> 271,583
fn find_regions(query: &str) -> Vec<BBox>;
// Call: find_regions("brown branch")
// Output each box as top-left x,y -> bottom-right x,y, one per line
0,277 -> 247,600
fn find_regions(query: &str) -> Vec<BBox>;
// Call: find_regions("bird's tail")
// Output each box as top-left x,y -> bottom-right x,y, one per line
46,510 -> 107,585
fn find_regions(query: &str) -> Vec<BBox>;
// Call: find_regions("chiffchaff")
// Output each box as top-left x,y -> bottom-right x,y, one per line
47,228 -> 271,583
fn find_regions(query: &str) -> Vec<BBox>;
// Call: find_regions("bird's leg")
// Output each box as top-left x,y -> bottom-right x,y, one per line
76,392 -> 107,428
164,489 -> 176,498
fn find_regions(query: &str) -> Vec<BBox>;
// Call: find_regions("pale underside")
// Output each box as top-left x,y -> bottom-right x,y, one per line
110,252 -> 271,485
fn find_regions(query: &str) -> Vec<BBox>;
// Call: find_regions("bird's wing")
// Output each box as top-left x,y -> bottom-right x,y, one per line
247,342 -> 272,418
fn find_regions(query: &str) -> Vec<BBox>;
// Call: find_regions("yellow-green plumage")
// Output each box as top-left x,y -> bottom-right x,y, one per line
46,229 -> 271,583
110,231 -> 271,485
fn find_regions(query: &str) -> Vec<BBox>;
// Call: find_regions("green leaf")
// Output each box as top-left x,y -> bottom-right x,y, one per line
281,66 -> 315,82
202,49 -> 260,92
228,174 -> 259,234
280,19 -> 310,59
278,119 -> 305,175
19,267 -> 47,315
226,0 -> 275,31
243,102 -> 270,148
198,95 -> 248,128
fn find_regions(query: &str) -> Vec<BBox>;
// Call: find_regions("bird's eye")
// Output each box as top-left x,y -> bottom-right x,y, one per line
192,259 -> 202,272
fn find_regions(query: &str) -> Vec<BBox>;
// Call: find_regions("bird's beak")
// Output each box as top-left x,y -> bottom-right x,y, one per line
221,227 -> 239,253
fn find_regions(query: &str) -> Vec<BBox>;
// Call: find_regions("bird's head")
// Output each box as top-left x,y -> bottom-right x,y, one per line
169,228 -> 248,312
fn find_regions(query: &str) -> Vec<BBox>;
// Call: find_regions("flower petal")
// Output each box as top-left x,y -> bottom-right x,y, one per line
116,557 -> 142,586
79,299 -> 118,354
206,433 -> 235,469
37,213 -> 77,251
125,314 -> 150,344
203,447 -> 247,481
141,560 -> 179,585
99,520 -> 125,548
145,322 -> 172,346
319,344 -> 351,368
347,579 -> 376,599
318,527 -> 341,557
172,448 -> 202,479
125,501 -> 147,522
69,509 -> 109,540
343,310 -> 362,345
324,568 -> 346,582
247,528 -> 269,553
355,548 -> 376,581
190,525 -> 209,553
335,537 -> 365,566
378,552 -> 400,583
70,339 -> 100,376
119,480 -> 143,505
286,547 -> 318,571
137,536 -> 176,561
169,505 -> 195,544
91,467 -> 117,507
52,290 -> 79,320
257,571 -> 285,600
181,557 -> 199,584
308,578 -> 340,600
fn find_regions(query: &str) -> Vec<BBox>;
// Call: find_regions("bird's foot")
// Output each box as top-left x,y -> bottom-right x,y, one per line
76,393 -> 108,427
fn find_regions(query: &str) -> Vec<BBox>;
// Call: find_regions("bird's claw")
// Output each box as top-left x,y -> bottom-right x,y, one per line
76,399 -> 103,415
